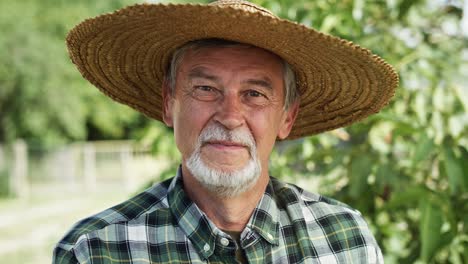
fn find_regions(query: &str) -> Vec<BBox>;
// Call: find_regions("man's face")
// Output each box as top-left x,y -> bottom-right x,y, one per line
163,45 -> 298,182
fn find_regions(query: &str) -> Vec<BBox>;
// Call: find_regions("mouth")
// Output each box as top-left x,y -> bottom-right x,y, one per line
202,140 -> 248,151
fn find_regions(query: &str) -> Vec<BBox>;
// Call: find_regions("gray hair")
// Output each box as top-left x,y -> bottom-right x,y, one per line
164,39 -> 299,110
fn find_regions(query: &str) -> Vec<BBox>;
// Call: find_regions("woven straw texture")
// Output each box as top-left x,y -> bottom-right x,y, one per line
66,0 -> 399,139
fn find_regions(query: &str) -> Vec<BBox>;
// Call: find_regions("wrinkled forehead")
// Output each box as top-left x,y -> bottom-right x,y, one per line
168,39 -> 286,74
176,48 -> 285,100
185,42 -> 284,63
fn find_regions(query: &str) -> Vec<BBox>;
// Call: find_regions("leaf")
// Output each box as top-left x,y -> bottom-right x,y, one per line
385,186 -> 426,209
431,111 -> 445,145
398,0 -> 422,19
348,155 -> 372,198
448,114 -> 468,138
461,147 -> 468,191
320,15 -> 339,33
369,122 -> 393,154
419,199 -> 444,262
453,82 -> 468,112
411,134 -> 434,167
443,145 -> 465,195
375,163 -> 395,187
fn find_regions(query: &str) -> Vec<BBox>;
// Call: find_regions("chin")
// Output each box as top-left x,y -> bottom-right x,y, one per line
186,151 -> 261,198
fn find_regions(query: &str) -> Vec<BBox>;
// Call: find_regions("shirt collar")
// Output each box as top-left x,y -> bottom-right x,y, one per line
167,168 -> 281,258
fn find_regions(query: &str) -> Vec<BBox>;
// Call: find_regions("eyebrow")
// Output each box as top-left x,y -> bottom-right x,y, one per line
243,78 -> 273,90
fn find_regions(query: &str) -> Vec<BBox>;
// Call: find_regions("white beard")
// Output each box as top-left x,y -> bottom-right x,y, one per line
186,124 -> 261,198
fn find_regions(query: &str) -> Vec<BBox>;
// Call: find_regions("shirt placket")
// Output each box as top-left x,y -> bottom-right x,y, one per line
209,234 -> 238,263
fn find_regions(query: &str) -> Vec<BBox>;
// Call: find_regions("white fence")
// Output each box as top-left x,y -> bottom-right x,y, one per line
0,140 -> 168,198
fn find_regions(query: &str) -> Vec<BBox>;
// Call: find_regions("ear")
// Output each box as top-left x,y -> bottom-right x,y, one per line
277,101 -> 299,140
162,79 -> 174,127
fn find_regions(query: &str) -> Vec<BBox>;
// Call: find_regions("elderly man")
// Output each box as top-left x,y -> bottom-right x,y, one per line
54,0 -> 398,263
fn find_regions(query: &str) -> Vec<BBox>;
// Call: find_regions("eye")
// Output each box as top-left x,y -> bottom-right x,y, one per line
197,86 -> 213,92
247,90 -> 264,97
191,85 -> 220,101
244,89 -> 269,106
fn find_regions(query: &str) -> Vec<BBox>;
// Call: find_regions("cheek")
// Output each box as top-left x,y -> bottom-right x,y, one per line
176,101 -> 212,129
172,101 -> 213,154
248,112 -> 282,156
172,102 -> 196,153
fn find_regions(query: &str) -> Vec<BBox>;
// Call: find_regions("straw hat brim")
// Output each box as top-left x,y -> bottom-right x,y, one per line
66,3 -> 398,139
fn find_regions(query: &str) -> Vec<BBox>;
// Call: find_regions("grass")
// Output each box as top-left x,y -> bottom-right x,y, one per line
0,182 -> 131,264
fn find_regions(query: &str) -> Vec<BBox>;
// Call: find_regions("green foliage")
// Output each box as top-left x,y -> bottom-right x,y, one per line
0,0 -> 146,147
419,198 -> 444,262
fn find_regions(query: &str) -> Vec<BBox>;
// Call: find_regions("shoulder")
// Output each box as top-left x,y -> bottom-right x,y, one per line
271,177 -> 361,216
53,178 -> 173,255
272,177 -> 370,230
271,177 -> 383,263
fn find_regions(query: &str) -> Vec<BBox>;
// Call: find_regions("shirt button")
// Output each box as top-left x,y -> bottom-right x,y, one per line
267,233 -> 273,240
203,243 -> 210,251
220,237 -> 229,246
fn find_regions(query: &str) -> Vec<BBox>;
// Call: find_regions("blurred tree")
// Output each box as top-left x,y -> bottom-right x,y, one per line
148,0 -> 468,263
0,0 -> 146,147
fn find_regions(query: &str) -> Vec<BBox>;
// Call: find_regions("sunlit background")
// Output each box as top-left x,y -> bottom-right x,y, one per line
0,0 -> 467,263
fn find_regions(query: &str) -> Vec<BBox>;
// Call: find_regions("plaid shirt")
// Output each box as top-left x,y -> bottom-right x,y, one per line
53,169 -> 383,263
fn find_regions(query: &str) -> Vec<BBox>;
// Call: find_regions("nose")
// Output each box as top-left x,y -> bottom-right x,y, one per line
213,93 -> 245,130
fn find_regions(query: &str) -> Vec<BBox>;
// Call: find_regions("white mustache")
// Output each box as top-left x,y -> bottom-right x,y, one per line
198,124 -> 256,152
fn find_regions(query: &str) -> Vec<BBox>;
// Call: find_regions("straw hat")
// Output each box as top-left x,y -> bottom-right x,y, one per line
66,0 -> 398,139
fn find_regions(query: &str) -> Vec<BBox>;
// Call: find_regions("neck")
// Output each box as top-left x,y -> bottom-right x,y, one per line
181,165 -> 269,232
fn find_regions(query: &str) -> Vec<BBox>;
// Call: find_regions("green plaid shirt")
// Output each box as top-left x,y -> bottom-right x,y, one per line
53,169 -> 383,263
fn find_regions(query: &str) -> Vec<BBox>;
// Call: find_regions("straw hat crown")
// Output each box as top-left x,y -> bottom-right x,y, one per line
209,0 -> 276,17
